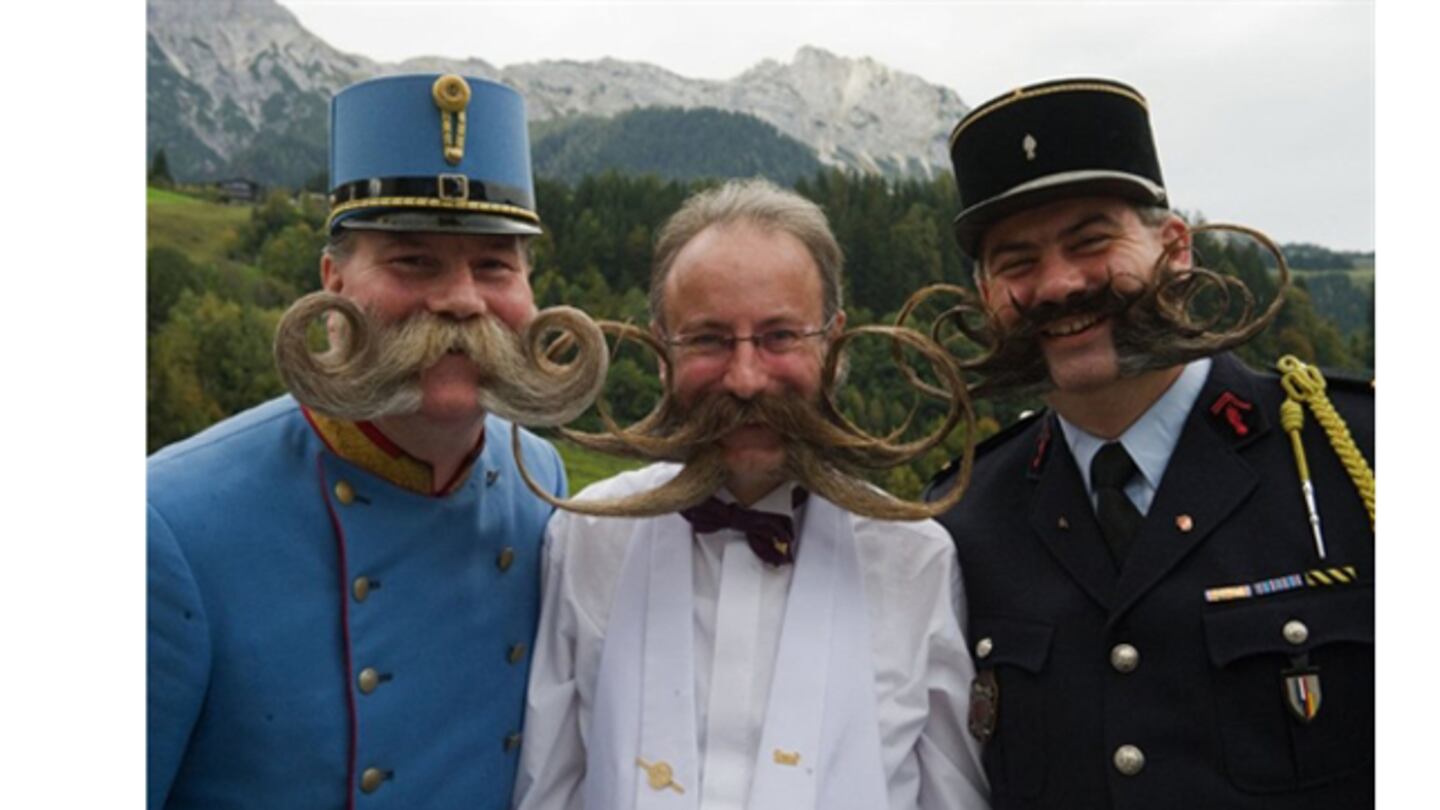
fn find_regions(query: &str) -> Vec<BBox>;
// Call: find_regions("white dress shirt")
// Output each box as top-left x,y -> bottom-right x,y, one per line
513,463 -> 990,810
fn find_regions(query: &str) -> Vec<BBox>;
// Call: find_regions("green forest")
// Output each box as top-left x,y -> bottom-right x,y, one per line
147,171 -> 1375,494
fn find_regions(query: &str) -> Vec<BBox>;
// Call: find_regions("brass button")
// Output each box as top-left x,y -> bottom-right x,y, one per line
1113,744 -> 1146,776
975,637 -> 993,659
497,547 -> 516,572
358,667 -> 381,694
503,731 -> 522,752
1283,619 -> 1310,645
334,480 -> 356,505
1110,643 -> 1140,673
360,767 -> 386,793
353,576 -> 372,602
507,643 -> 527,665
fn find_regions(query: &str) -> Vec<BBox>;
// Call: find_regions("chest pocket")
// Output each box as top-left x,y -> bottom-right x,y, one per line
1202,583 -> 1373,793
970,616 -> 1053,800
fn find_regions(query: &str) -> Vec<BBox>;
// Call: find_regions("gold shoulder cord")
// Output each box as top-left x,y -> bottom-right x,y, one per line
1277,355 -> 1376,540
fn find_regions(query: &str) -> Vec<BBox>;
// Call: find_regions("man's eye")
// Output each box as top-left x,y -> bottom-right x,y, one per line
993,259 -> 1033,277
1073,235 -> 1112,252
759,329 -> 803,352
389,255 -> 432,270
685,333 -> 731,351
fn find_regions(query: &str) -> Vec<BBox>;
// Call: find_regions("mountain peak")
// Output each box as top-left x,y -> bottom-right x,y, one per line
147,2 -> 970,184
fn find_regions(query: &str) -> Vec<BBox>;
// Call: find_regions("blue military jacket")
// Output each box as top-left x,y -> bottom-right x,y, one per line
147,396 -> 565,810
928,354 -> 1374,810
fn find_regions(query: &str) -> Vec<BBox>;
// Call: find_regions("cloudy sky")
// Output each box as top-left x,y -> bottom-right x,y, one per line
277,0 -> 1375,251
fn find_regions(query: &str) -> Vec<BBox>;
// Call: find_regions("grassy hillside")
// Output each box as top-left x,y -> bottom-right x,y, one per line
147,186 -> 251,265
554,440 -> 644,493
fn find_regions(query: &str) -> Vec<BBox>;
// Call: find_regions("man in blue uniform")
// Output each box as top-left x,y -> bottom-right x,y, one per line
148,74 -> 571,809
926,78 -> 1373,809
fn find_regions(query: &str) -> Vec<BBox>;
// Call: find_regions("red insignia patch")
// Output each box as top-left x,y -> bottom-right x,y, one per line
1209,391 -> 1254,437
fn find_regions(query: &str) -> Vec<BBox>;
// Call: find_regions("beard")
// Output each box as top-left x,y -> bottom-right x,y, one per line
272,291 -> 608,428
942,225 -> 1288,399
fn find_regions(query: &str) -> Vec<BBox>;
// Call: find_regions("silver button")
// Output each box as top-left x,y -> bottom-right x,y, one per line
1113,744 -> 1146,776
975,637 -> 994,659
1110,643 -> 1140,673
1283,619 -> 1310,645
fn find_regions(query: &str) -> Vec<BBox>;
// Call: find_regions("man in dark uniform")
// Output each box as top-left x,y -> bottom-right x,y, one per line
926,78 -> 1373,809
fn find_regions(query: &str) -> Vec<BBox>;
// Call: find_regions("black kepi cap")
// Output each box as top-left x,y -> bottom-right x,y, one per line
948,78 -> 1167,258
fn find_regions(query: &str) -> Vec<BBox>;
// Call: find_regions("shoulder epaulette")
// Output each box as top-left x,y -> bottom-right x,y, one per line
924,409 -> 1046,499
975,409 -> 1046,457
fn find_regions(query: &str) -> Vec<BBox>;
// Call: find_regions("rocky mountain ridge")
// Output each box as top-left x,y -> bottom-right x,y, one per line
146,0 -> 969,184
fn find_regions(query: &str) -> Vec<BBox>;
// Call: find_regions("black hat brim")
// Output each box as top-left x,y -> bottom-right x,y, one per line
953,170 -> 1166,259
336,209 -> 543,237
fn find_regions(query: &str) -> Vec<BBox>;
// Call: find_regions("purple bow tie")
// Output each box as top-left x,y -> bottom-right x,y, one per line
680,490 -> 808,566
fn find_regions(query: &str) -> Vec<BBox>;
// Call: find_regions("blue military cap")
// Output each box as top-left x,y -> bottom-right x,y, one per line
327,73 -> 542,236
948,78 -> 1167,258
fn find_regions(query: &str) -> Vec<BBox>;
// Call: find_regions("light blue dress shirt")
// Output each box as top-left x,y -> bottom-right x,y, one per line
1058,357 -> 1212,516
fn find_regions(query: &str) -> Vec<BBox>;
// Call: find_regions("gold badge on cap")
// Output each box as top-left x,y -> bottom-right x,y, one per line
432,74 -> 471,165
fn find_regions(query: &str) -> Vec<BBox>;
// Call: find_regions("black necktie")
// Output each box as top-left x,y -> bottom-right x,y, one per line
1091,442 -> 1143,566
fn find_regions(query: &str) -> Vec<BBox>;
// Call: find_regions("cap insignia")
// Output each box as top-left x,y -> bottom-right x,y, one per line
1023,133 -> 1038,161
432,74 -> 471,165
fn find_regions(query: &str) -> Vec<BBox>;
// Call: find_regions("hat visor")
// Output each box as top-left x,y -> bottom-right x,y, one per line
953,170 -> 1167,259
335,208 -> 543,237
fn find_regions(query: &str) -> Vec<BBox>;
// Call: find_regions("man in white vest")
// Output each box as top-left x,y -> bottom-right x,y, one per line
513,179 -> 990,810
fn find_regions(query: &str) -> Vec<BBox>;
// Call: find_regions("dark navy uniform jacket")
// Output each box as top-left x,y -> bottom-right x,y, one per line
927,353 -> 1373,809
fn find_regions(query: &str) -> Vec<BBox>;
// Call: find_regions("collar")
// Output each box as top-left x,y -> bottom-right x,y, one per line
1059,357 -> 1211,496
301,406 -> 485,496
711,482 -> 810,531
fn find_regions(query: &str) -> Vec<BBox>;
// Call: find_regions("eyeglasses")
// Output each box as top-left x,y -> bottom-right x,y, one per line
663,315 -> 837,359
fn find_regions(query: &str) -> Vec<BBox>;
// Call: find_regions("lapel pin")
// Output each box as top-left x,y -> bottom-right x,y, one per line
635,758 -> 684,794
1175,514 -> 1194,533
773,749 -> 801,766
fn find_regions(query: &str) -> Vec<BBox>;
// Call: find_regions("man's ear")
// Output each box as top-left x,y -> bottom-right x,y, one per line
320,252 -> 343,293
1160,215 -> 1194,271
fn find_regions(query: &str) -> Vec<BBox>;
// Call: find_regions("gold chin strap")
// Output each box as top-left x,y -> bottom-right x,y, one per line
1277,355 -> 1376,540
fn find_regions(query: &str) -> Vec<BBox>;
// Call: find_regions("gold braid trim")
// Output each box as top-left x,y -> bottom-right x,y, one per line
326,196 -> 540,230
1277,355 -> 1375,529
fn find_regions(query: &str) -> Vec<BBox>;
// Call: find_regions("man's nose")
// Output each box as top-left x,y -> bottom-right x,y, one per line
427,266 -> 488,320
721,339 -> 769,400
1030,252 -> 1088,305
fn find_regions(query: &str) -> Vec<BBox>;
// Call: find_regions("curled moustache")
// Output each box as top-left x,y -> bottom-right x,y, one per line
510,321 -> 975,521
272,291 -> 609,427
